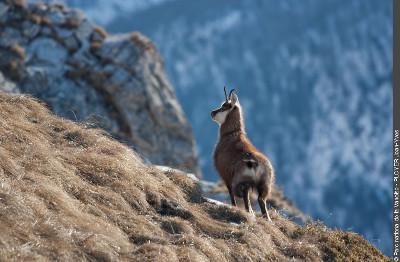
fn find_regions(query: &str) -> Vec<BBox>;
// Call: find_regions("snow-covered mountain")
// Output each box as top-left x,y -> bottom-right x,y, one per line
31,0 -> 393,254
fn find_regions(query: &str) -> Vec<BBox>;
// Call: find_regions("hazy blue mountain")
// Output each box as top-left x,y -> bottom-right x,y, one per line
32,0 -> 393,254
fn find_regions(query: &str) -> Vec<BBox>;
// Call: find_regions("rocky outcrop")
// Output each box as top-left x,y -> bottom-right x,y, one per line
0,0 -> 200,175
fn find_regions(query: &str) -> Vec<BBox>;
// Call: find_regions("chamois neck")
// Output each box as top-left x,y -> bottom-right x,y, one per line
220,105 -> 245,138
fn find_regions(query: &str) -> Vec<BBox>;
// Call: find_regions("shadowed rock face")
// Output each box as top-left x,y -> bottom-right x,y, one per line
0,0 -> 200,176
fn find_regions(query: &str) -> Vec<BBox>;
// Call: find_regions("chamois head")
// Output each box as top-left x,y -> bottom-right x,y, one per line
211,86 -> 239,125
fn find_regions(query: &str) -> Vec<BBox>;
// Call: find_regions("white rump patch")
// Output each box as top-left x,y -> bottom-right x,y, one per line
242,167 -> 257,177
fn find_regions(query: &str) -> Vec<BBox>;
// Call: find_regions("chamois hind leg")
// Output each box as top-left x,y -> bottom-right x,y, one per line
227,185 -> 237,206
240,184 -> 253,214
258,186 -> 272,221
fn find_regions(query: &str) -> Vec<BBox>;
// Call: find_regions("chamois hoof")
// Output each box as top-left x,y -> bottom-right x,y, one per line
262,213 -> 273,223
248,209 -> 255,216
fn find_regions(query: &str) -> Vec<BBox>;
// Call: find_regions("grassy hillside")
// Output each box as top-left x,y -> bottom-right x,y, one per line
0,92 -> 388,261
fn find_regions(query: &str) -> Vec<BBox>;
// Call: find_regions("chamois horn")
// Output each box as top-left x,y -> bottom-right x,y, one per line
229,89 -> 236,99
224,86 -> 228,102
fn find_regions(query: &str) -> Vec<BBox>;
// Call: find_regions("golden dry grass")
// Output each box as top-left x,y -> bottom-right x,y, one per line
0,92 -> 389,261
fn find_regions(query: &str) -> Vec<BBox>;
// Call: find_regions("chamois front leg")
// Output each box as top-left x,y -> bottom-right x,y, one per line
227,185 -> 237,206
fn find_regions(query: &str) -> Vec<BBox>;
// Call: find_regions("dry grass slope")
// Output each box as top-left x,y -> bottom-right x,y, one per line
0,92 -> 389,261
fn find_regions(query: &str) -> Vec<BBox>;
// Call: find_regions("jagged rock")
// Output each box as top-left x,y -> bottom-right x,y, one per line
0,1 -> 200,175
0,72 -> 18,93
28,37 -> 68,65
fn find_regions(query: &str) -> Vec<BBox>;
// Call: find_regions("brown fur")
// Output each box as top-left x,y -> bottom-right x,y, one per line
212,94 -> 274,219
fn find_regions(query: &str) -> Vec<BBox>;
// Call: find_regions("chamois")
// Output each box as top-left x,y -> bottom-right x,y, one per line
211,87 -> 274,221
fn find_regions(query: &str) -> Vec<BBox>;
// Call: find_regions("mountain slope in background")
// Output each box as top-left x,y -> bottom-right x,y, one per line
51,0 -> 393,254
0,91 -> 389,261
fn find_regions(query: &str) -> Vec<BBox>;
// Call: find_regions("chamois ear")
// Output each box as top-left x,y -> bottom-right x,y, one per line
230,90 -> 239,105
